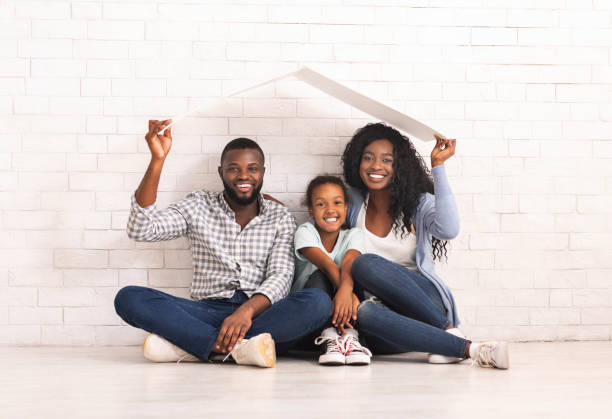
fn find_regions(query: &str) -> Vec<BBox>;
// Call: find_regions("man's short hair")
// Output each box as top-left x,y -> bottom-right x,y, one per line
220,137 -> 265,164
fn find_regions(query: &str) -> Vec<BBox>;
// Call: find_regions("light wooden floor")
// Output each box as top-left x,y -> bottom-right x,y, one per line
1,342 -> 611,418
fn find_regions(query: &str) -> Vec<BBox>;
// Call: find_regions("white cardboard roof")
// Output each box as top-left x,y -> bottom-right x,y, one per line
161,66 -> 444,142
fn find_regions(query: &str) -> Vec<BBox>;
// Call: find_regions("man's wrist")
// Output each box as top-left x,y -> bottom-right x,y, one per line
237,302 -> 257,319
150,157 -> 165,168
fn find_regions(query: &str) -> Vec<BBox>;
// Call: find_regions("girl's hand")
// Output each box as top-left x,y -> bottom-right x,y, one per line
332,286 -> 354,334
351,293 -> 360,322
431,135 -> 456,167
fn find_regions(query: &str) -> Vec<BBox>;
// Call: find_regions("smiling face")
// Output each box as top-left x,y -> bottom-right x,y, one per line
218,148 -> 265,207
359,139 -> 394,192
308,183 -> 348,234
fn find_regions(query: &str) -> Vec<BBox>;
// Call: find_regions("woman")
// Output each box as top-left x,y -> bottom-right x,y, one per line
342,122 -> 509,369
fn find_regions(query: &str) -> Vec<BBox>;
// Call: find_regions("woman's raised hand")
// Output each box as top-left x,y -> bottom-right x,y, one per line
145,119 -> 172,161
431,135 -> 456,168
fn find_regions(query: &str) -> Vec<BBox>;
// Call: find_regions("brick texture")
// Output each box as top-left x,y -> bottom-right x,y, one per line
1,1 -> 611,345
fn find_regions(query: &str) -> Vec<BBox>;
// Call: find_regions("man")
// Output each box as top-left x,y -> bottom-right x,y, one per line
114,119 -> 332,367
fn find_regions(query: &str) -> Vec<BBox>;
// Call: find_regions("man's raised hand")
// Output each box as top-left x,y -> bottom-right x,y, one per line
145,119 -> 172,161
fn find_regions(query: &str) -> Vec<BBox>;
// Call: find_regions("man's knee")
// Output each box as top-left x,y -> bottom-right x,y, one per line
114,285 -> 145,316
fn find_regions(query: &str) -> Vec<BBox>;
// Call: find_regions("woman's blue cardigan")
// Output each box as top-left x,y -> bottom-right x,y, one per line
346,165 -> 461,326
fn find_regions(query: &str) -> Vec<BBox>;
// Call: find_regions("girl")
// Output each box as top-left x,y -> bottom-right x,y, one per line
292,175 -> 372,366
342,122 -> 509,369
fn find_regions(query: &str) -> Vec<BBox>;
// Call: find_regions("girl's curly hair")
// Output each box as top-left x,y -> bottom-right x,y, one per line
341,122 -> 448,261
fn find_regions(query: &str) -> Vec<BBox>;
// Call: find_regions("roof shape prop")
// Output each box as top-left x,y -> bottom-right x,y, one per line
159,66 -> 445,142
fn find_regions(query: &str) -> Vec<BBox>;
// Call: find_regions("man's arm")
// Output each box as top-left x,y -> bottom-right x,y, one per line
135,119 -> 172,207
212,294 -> 271,354
127,119 -> 192,242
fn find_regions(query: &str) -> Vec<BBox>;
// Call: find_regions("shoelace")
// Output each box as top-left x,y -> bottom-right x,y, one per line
342,335 -> 372,357
314,335 -> 345,353
472,344 -> 493,368
176,354 -> 191,364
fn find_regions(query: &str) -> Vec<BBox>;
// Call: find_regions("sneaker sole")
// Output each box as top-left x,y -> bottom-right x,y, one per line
142,334 -> 157,361
142,334 -> 176,363
495,342 -> 510,370
319,355 -> 345,365
428,354 -> 464,364
257,333 -> 276,368
233,333 -> 276,368
345,354 -> 371,365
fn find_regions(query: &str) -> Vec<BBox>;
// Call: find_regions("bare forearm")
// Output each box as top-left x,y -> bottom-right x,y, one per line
339,250 -> 360,291
320,263 -> 341,289
135,158 -> 165,207
237,293 -> 271,318
299,247 -> 341,288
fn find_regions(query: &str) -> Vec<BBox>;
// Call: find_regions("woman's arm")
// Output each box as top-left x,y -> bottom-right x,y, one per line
423,136 -> 460,240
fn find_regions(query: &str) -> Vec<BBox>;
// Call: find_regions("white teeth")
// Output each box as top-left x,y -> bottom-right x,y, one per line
324,217 -> 338,223
237,184 -> 251,188
369,174 -> 384,179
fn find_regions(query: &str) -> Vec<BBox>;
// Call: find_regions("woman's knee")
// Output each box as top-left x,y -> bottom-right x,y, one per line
356,299 -> 382,329
351,253 -> 382,280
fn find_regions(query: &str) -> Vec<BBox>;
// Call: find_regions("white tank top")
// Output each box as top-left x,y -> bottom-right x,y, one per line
356,199 -> 418,271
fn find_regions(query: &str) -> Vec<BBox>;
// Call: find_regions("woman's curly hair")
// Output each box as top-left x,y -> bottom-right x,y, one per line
341,122 -> 448,261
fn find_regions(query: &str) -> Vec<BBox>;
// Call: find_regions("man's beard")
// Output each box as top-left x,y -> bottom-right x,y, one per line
222,180 -> 263,206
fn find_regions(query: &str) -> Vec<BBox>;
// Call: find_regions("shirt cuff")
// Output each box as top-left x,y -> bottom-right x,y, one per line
253,287 -> 278,306
131,193 -> 157,213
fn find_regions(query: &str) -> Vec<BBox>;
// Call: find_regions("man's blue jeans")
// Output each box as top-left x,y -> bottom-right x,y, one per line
114,286 -> 332,361
352,254 -> 469,358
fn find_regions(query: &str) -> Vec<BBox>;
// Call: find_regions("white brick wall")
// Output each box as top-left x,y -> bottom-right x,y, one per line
1,0 -> 611,345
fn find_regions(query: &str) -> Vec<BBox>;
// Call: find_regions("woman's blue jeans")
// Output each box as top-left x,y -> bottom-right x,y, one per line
114,286 -> 332,361
352,254 -> 469,358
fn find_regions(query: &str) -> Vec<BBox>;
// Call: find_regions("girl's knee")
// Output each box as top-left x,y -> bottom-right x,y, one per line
298,288 -> 332,317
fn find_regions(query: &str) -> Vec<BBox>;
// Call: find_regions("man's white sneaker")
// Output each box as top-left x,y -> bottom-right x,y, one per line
314,327 -> 345,365
471,341 -> 510,370
228,333 -> 276,368
342,330 -> 372,366
142,333 -> 199,363
428,328 -> 466,364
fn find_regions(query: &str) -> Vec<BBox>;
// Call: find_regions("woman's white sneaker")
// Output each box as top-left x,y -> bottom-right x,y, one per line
314,328 -> 345,365
142,333 -> 199,363
471,341 -> 510,370
342,330 -> 372,366
428,328 -> 466,364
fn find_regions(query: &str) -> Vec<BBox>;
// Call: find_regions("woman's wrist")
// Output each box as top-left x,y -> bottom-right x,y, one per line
431,159 -> 444,168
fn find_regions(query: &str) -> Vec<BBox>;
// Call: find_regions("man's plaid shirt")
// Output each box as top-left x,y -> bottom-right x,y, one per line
127,190 -> 297,304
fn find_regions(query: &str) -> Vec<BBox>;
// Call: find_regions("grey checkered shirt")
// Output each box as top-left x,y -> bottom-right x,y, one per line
127,191 -> 297,304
